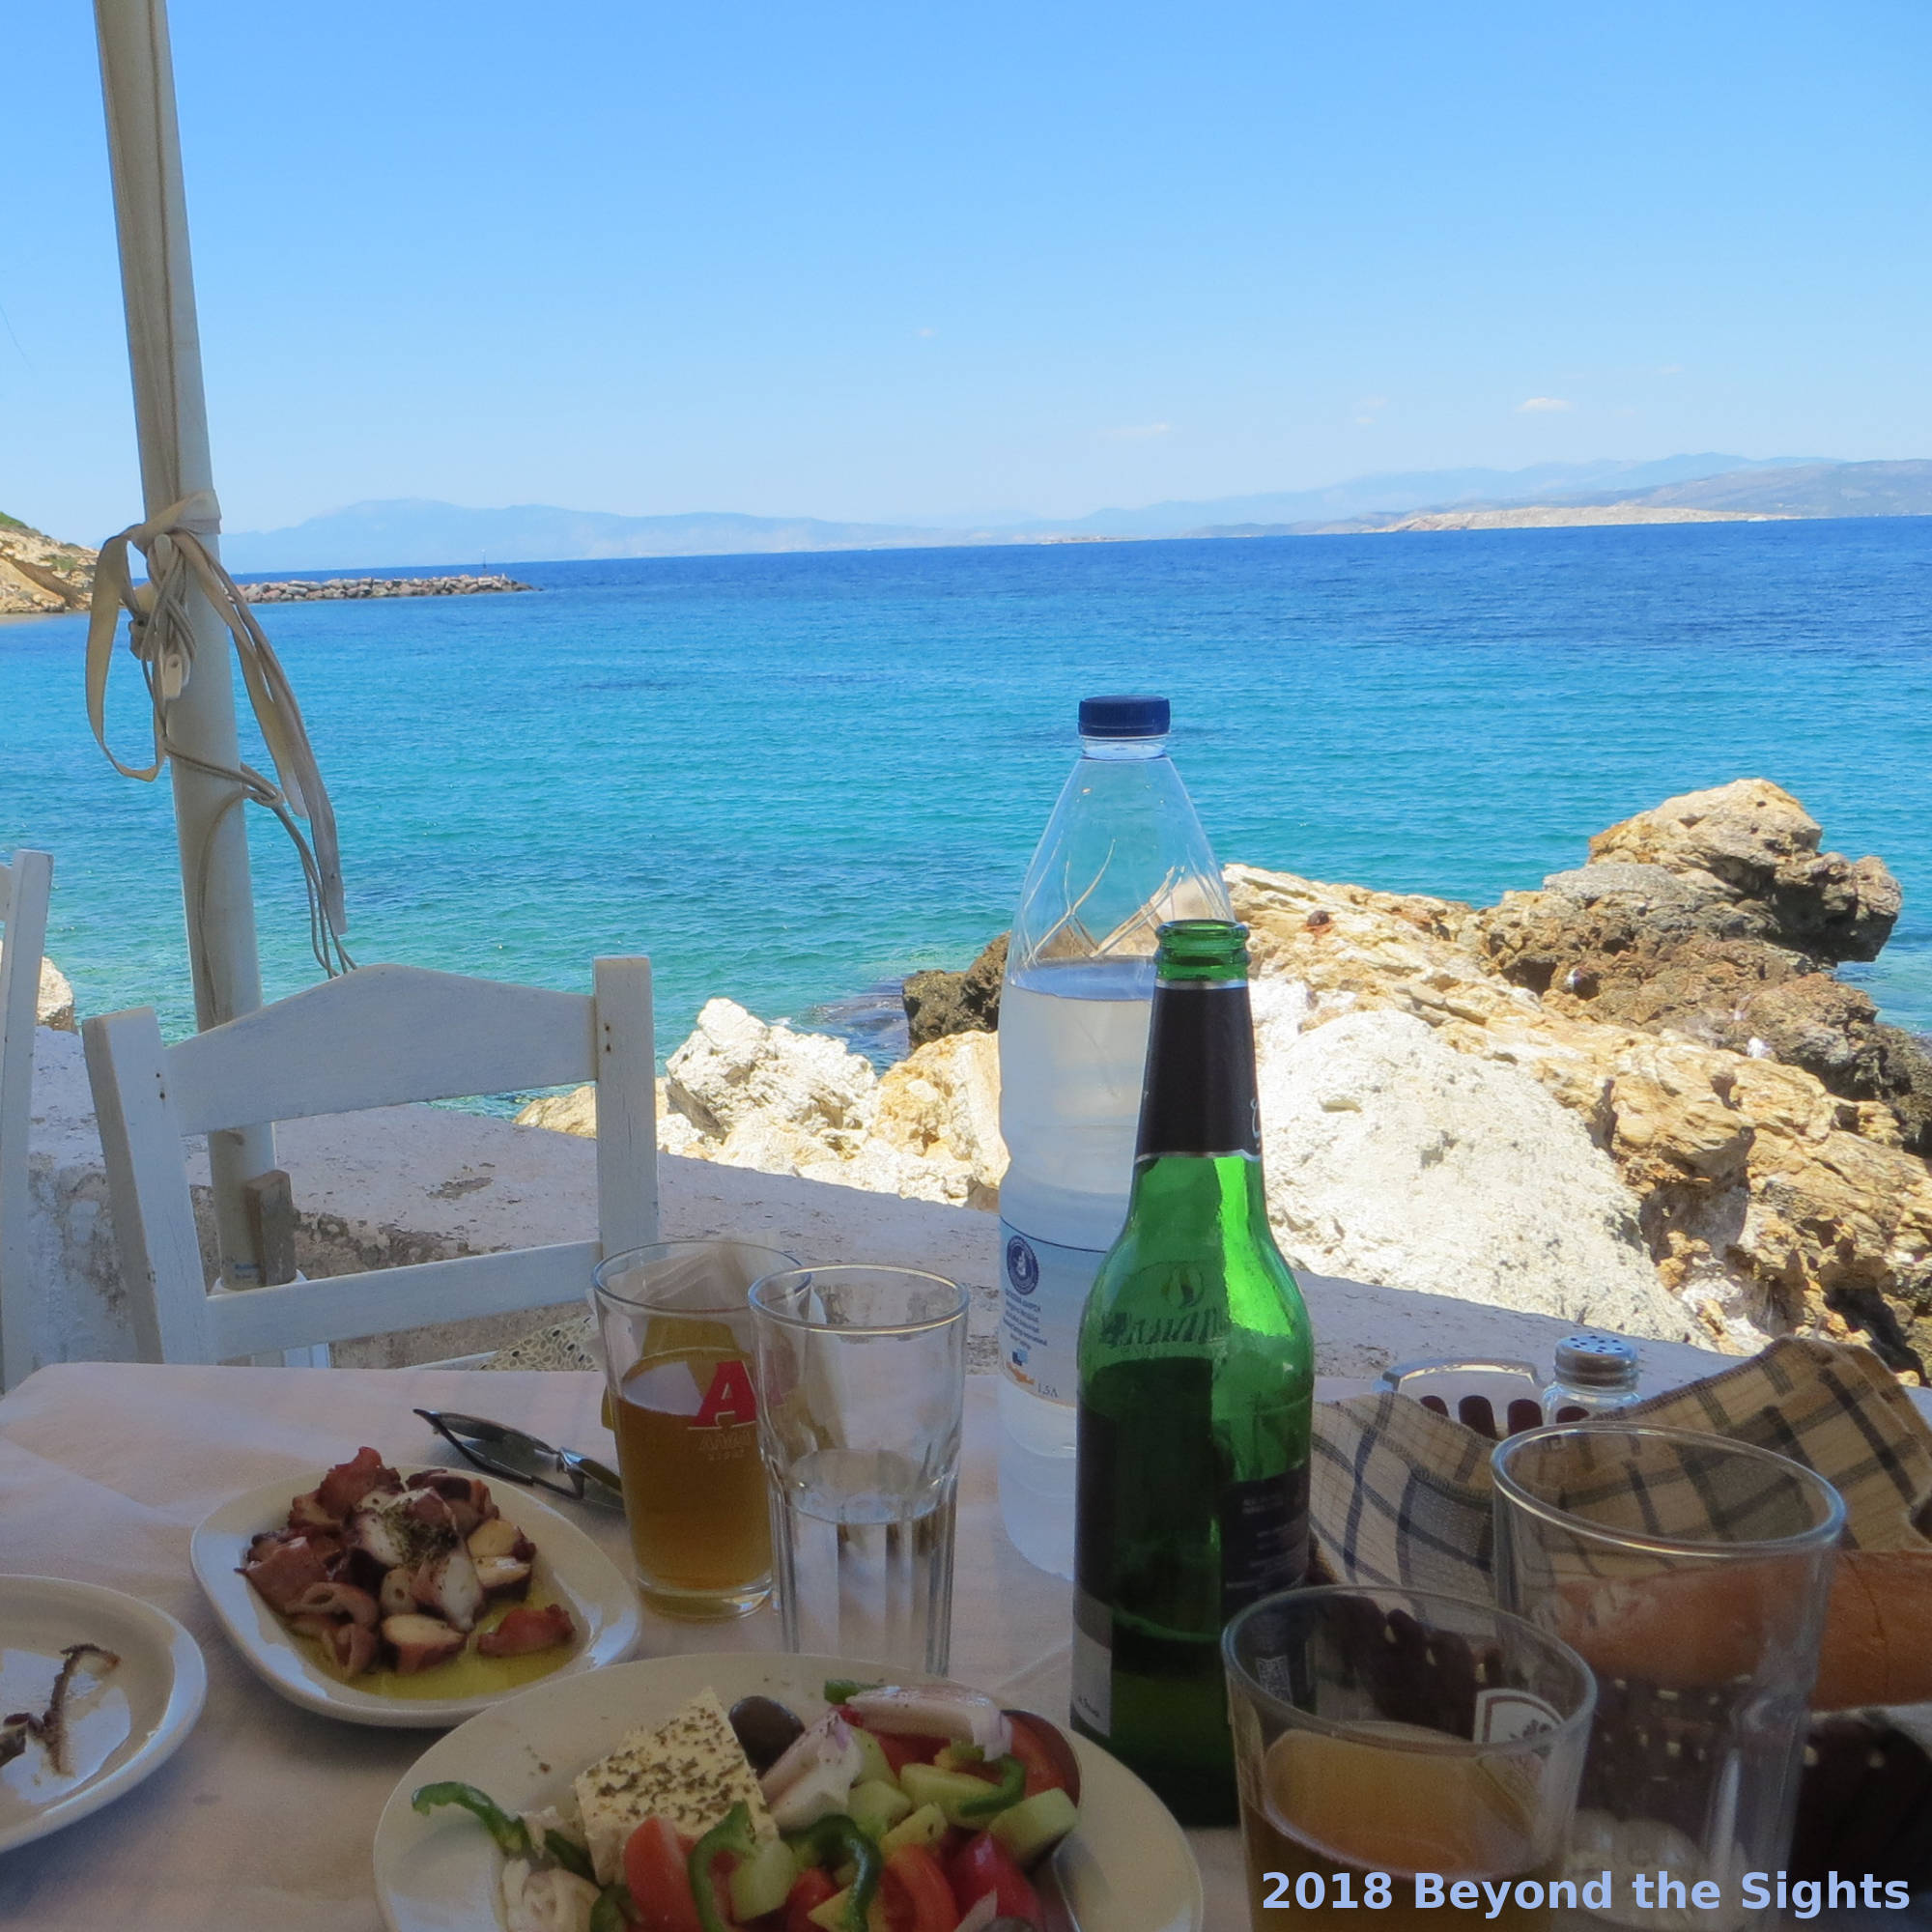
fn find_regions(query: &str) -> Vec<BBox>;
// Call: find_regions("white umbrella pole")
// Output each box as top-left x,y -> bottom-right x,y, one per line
95,0 -> 270,1287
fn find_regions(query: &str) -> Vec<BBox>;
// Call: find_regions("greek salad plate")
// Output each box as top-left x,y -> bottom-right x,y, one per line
374,1650 -> 1206,1931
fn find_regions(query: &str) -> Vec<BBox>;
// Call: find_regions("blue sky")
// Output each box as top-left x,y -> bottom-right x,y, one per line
4,1 -> 1928,539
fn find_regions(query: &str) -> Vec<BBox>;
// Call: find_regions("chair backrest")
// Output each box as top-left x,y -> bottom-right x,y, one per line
82,958 -> 657,1364
0,848 -> 55,1390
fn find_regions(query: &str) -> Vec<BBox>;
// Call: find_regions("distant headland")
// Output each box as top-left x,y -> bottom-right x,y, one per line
210,456 -> 1932,570
7,455 -> 1930,594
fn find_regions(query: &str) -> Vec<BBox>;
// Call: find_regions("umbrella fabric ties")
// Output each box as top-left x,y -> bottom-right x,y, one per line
85,489 -> 355,979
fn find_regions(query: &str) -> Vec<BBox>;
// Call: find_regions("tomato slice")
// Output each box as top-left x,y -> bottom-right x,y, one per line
782,1867 -> 838,1932
1004,1713 -> 1072,1799
947,1832 -> 1041,1927
624,1815 -> 704,1932
882,1845 -> 958,1932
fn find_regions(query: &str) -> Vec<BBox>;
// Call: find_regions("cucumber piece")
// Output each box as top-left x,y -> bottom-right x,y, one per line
988,1787 -> 1080,1867
808,1885 -> 891,1932
878,1802 -> 948,1858
899,1762 -> 1013,1829
726,1835 -> 797,1921
933,1741 -> 986,1773
847,1777 -> 914,1842
848,1724 -> 895,1789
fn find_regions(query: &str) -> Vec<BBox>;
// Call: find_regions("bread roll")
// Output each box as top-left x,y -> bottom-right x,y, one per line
1545,1550 -> 1932,1709
1811,1551 -> 1932,1710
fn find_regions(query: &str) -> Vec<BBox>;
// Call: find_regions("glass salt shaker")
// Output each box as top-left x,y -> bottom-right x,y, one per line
1541,1332 -> 1640,1422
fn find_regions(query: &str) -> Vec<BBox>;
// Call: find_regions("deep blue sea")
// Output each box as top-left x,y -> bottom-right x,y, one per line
4,518 -> 1929,1083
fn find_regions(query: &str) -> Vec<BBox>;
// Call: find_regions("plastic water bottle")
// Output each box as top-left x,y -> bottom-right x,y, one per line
996,694 -> 1231,1576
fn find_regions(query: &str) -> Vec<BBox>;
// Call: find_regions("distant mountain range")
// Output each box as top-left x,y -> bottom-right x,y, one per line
218,456 -> 1932,571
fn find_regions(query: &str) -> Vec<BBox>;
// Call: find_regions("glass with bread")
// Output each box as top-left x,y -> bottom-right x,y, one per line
1492,1425 -> 1845,1931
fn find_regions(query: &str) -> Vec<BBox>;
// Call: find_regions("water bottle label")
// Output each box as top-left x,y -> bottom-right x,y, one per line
998,1222 -> 1100,1406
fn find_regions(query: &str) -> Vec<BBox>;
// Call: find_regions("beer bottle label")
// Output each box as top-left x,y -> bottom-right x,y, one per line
1136,980 -> 1262,1163
1070,1586 -> 1113,1736
1218,1464 -> 1310,1619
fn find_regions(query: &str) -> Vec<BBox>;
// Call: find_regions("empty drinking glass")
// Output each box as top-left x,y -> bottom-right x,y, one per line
750,1265 -> 970,1675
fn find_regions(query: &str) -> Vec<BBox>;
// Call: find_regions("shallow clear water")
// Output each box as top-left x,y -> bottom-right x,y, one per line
4,517 -> 1928,1087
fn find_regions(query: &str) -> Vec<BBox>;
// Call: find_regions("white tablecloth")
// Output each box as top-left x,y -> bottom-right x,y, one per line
0,1363 -> 1251,1929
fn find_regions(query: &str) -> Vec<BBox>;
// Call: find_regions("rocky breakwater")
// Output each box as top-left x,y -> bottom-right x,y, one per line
242,574 -> 535,603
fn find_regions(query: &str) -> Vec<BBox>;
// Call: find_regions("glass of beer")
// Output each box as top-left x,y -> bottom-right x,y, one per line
590,1240 -> 795,1617
1223,1586 -> 1597,1932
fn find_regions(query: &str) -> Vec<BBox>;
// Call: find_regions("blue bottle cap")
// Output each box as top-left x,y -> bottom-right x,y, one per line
1078,695 -> 1171,739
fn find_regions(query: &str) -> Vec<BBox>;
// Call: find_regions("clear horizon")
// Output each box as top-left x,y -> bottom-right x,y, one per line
5,3 -> 1928,542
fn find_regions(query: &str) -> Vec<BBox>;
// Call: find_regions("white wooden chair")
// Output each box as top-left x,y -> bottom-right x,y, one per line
82,959 -> 657,1364
1,848 -> 55,1390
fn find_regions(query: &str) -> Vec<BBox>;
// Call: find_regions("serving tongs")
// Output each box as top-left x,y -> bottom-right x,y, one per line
412,1408 -> 625,1509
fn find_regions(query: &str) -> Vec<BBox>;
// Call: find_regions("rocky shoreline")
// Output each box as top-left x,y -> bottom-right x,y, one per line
521,780 -> 1932,1378
0,509 -> 537,615
241,574 -> 535,603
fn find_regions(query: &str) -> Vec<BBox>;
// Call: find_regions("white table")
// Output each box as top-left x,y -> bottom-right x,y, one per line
0,1362 -> 1260,1930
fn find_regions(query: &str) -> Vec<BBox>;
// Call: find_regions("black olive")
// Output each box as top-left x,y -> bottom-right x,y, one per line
728,1694 -> 805,1773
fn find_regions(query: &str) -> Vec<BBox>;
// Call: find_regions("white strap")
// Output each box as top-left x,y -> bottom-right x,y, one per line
85,490 -> 353,976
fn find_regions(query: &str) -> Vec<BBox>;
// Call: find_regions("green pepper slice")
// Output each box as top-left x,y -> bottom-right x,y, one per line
822,1677 -> 883,1705
797,1814 -> 883,1932
589,1879 -> 638,1931
411,1780 -> 534,1861
545,1829 -> 597,1883
688,1801 -> 760,1932
954,1753 -> 1026,1820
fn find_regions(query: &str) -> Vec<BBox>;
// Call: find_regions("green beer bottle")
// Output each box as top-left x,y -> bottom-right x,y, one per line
1070,918 -> 1314,1825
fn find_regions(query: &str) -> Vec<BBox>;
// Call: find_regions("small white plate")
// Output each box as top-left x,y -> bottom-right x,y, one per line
0,1575 -> 207,1856
192,1465 -> 641,1729
375,1651 -> 1206,1932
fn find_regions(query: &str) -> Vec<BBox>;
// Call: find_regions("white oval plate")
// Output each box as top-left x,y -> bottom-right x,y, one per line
192,1465 -> 641,1729
0,1575 -> 207,1856
375,1651 -> 1205,1932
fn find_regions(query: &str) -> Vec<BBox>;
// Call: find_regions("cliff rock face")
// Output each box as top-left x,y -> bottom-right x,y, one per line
1228,784 -> 1932,1372
1474,782 -> 1932,1155
1257,1008 -> 1695,1343
0,517 -> 95,615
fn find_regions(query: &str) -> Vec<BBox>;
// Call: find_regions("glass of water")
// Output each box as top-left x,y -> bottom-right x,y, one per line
749,1265 -> 970,1676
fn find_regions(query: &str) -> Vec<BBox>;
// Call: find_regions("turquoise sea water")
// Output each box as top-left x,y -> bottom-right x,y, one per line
4,518 -> 1929,1085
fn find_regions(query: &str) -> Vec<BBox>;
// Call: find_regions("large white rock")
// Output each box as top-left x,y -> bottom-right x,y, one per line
1258,1008 -> 1696,1343
37,959 -> 75,1032
0,948 -> 75,1031
668,998 -> 877,1146
872,1030 -> 1007,1207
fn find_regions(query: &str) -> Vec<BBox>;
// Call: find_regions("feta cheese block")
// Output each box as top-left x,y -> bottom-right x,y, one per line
573,1688 -> 776,1883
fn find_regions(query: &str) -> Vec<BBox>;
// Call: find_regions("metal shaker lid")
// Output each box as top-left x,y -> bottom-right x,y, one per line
1552,1331 -> 1639,1390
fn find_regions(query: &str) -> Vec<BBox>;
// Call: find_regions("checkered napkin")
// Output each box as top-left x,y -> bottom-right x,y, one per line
1309,1336 -> 1932,1594
1308,1337 -> 1932,1883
